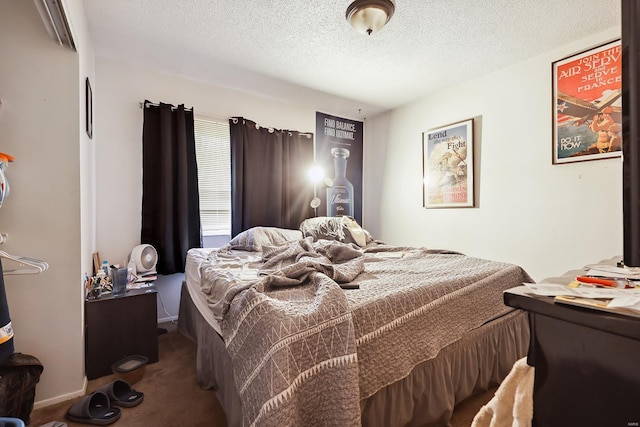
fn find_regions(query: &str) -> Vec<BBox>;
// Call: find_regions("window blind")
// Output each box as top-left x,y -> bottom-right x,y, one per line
194,117 -> 231,236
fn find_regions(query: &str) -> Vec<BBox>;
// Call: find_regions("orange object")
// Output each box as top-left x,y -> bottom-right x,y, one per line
0,153 -> 14,162
576,276 -> 618,287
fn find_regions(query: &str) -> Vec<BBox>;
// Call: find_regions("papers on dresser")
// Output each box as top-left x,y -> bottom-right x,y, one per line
584,263 -> 640,280
523,282 -> 640,316
523,282 -> 640,299
554,295 -> 640,318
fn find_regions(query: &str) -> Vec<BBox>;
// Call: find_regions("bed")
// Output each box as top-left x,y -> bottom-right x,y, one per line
177,217 -> 531,427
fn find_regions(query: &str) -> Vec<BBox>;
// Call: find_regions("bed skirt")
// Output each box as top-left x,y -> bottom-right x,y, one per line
178,282 -> 529,427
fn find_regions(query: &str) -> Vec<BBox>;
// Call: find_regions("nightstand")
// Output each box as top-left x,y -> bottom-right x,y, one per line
504,286 -> 640,426
85,287 -> 159,380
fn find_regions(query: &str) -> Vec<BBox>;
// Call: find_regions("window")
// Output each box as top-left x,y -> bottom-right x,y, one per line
194,116 -> 231,236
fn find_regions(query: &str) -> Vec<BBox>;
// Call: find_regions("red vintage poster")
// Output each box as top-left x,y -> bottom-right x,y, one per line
553,39 -> 622,164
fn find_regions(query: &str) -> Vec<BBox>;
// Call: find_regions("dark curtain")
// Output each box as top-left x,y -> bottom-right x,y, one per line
142,101 -> 201,274
230,117 -> 314,237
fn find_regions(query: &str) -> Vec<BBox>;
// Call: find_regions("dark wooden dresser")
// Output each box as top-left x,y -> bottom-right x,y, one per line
504,286 -> 640,426
85,287 -> 159,380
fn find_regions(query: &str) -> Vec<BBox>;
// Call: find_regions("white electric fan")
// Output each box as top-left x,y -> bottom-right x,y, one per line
128,244 -> 158,276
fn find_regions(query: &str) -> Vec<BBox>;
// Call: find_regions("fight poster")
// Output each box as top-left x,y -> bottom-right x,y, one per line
422,119 -> 475,208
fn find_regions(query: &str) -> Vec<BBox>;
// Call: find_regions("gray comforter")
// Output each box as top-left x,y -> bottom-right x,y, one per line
200,238 -> 532,426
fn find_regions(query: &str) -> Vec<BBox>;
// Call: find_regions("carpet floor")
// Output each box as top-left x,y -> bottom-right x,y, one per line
28,323 -> 496,427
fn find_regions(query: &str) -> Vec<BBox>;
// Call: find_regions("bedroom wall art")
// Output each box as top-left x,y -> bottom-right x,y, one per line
85,77 -> 93,139
422,118 -> 474,208
315,112 -> 363,223
552,39 -> 621,164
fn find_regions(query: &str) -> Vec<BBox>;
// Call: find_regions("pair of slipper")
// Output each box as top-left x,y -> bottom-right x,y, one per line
65,379 -> 143,425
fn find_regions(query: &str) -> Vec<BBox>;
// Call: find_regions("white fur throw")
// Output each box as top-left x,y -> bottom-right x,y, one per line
471,357 -> 534,427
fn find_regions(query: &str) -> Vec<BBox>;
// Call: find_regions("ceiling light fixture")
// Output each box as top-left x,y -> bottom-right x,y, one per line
346,0 -> 395,36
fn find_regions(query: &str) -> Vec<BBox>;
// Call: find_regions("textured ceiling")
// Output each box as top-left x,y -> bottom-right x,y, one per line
82,0 -> 621,116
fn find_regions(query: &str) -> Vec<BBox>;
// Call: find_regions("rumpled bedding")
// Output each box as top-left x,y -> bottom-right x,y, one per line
219,237 -> 364,426
197,237 -> 533,427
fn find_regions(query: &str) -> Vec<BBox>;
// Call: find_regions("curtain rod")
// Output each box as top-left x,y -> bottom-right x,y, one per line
140,101 -> 193,111
230,117 -> 313,139
138,107 -> 311,138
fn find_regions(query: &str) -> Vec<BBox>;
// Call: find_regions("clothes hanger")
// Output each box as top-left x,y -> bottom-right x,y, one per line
0,252 -> 48,274
0,154 -> 43,275
0,250 -> 49,275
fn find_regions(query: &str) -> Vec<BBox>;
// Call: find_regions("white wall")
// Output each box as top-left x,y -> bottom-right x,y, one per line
364,27 -> 622,282
69,0 -> 97,407
93,58 -> 375,320
94,57 -> 374,267
66,0 -> 97,340
0,0 -> 92,406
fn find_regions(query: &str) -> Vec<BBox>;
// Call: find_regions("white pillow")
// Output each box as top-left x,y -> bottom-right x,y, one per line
299,216 -> 373,247
344,217 -> 367,247
227,227 -> 303,251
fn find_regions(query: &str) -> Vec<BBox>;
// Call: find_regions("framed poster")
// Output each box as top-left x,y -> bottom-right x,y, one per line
552,39 -> 621,164
422,118 -> 474,208
85,77 -> 93,139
